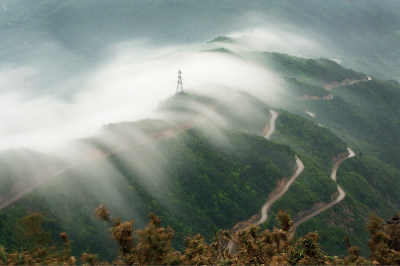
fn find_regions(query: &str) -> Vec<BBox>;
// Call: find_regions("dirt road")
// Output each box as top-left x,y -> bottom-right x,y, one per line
289,148 -> 356,237
324,76 -> 372,90
265,110 -> 278,140
305,110 -> 316,118
226,156 -> 304,252
226,110 -> 304,252
298,76 -> 372,101
254,157 -> 304,226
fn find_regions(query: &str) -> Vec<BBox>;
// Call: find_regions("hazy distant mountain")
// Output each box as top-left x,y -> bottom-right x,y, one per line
1,0 -> 399,81
0,1 -> 399,261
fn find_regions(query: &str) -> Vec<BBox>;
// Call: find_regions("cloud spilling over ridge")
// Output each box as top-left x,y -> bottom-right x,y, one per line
208,27 -> 327,58
0,27 -> 325,152
0,24 -> 327,230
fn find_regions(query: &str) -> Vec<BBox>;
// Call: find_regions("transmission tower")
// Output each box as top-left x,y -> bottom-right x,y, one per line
176,70 -> 184,94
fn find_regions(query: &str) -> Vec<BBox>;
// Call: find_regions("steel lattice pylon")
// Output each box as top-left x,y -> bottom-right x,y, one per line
176,70 -> 184,94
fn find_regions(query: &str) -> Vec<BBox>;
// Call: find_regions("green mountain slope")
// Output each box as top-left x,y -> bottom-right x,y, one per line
0,95 -> 297,259
0,30 -> 399,260
204,42 -> 400,255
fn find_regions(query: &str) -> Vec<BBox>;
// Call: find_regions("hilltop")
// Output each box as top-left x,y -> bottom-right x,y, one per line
0,33 -> 399,260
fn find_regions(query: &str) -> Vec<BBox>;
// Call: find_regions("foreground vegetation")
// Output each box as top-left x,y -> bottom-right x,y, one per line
0,124 -> 296,259
0,206 -> 399,265
1,45 -> 399,260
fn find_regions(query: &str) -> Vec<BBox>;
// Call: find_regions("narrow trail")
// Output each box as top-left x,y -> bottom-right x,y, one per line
298,75 -> 372,101
305,110 -> 316,118
324,76 -> 372,90
226,157 -> 303,252
297,94 -> 334,101
254,157 -> 304,226
0,165 -> 74,211
226,110 -> 304,252
265,110 -> 278,140
225,76 -> 366,247
289,76 -> 364,235
289,148 -> 356,237
0,101 -> 225,211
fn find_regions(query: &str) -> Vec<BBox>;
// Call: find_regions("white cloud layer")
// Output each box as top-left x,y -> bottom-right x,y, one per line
0,27 -> 323,152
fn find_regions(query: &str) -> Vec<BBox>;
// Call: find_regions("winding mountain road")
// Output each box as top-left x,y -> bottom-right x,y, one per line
1,72 -> 367,246
305,110 -> 316,118
257,110 -> 304,226
226,110 -> 304,252
298,75 -> 372,101
289,148 -> 356,237
247,110 -> 304,228
229,76 -> 367,247
290,76 -> 365,233
324,76 -> 372,90
254,156 -> 304,226
265,110 -> 278,140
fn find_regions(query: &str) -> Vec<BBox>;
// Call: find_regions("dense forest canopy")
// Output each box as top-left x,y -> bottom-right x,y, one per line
0,1 -> 399,264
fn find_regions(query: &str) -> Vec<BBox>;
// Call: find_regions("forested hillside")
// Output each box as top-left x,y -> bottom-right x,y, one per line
1,45 -> 399,257
0,11 -> 399,261
202,38 -> 400,255
0,93 -> 298,258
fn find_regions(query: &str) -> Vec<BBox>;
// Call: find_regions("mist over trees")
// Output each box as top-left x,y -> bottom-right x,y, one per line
0,1 -> 399,264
